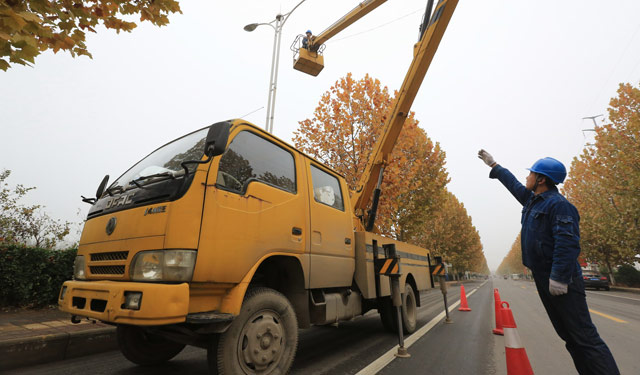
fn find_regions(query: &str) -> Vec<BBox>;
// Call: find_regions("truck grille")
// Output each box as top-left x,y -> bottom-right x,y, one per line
91,251 -> 129,261
90,265 -> 126,275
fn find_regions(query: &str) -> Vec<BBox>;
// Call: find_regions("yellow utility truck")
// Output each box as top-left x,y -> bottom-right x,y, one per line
58,0 -> 458,373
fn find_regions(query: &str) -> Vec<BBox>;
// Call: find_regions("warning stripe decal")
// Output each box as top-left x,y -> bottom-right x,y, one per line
391,263 -> 399,275
380,259 -> 392,274
375,258 -> 399,276
432,264 -> 445,276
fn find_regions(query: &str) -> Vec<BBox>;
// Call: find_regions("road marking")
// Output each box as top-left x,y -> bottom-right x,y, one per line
587,291 -> 640,302
355,281 -> 487,375
588,309 -> 627,323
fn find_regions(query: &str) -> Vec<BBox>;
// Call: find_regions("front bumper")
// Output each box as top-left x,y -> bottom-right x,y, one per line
58,280 -> 189,325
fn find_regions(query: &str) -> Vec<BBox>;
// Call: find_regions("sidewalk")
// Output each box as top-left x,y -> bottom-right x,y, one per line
0,306 -> 116,371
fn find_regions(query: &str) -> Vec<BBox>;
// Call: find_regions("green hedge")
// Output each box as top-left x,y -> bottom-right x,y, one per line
615,264 -> 640,287
0,245 -> 77,307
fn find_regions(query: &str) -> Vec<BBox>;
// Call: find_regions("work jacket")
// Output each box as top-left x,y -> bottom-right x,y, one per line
490,165 -> 582,284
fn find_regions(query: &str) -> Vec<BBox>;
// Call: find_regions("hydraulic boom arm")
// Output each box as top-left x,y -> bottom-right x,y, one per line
351,0 -> 458,222
310,0 -> 387,48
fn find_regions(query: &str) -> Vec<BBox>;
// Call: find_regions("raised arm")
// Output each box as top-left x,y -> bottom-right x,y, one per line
478,149 -> 532,206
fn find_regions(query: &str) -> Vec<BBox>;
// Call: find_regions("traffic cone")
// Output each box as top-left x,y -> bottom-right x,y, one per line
458,284 -> 471,311
492,288 -> 504,335
501,301 -> 533,375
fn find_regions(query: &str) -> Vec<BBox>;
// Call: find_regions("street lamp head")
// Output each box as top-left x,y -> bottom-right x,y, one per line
244,23 -> 258,32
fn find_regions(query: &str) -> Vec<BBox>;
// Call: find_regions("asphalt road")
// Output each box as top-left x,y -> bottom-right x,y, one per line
491,277 -> 640,375
379,279 -> 497,375
8,279 -> 637,374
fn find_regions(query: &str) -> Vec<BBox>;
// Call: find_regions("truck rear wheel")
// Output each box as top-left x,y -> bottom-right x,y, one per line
116,325 -> 186,366
401,283 -> 418,333
209,287 -> 298,375
379,283 -> 418,334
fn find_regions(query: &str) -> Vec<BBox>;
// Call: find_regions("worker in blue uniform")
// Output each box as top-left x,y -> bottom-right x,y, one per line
478,149 -> 619,375
302,30 -> 313,50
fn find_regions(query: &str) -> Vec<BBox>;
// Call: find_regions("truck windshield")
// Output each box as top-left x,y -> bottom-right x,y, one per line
108,127 -> 209,193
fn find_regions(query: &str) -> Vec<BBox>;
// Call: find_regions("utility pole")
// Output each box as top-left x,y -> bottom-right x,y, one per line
582,114 -> 603,130
581,114 -> 603,146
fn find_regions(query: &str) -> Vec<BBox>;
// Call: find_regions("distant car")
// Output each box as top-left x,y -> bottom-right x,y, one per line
503,275 -> 508,279
582,271 -> 610,291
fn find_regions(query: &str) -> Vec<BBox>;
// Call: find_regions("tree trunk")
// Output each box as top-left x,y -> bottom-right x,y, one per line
605,256 -> 616,285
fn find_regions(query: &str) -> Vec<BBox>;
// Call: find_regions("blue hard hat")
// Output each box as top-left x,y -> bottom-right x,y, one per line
527,157 -> 567,184
306,30 -> 312,34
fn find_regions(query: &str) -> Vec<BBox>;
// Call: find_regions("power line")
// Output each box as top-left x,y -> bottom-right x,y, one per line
237,106 -> 264,119
328,8 -> 422,44
586,22 -> 640,113
627,54 -> 640,84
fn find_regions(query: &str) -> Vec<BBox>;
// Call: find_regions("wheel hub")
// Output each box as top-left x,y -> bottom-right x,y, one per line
240,311 -> 284,372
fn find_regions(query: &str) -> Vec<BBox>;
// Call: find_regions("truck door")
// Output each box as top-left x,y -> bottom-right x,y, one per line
196,128 -> 309,283
306,162 -> 354,288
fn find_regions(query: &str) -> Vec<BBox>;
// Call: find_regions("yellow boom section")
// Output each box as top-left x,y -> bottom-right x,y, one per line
351,0 -> 458,215
311,0 -> 388,47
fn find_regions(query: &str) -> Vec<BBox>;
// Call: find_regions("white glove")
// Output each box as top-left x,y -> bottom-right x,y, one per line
549,279 -> 568,296
478,149 -> 496,167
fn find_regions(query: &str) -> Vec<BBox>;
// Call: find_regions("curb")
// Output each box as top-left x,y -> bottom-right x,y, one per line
0,326 -> 116,371
610,285 -> 640,294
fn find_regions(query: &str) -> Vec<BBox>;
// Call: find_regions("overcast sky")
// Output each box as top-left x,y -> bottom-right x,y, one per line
2,0 -> 640,271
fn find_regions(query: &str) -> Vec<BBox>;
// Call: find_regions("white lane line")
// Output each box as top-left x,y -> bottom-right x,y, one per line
587,291 -> 640,302
356,281 -> 487,375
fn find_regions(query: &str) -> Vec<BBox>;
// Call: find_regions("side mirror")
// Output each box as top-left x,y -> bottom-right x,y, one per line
96,175 -> 109,199
205,122 -> 231,157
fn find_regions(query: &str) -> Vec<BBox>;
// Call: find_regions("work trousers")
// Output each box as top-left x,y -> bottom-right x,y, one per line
532,272 -> 619,375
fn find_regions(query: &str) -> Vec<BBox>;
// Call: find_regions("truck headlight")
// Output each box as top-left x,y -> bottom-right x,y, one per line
73,256 -> 86,280
130,250 -> 197,282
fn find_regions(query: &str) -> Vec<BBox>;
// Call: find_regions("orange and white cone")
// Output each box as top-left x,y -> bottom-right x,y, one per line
492,288 -> 504,335
458,284 -> 471,311
501,301 -> 533,375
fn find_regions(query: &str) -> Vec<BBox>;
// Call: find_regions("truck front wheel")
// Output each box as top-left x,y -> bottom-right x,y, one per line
117,325 -> 186,365
209,287 -> 298,375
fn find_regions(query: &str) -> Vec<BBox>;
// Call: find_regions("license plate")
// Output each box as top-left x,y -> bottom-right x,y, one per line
590,278 -> 599,281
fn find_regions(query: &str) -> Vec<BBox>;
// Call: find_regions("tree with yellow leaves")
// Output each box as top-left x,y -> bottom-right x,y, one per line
564,82 -> 640,283
414,190 -> 487,276
0,0 -> 181,70
496,234 -> 527,276
294,73 -> 449,238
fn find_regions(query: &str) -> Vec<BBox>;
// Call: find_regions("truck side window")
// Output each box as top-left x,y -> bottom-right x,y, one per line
217,131 -> 296,194
310,165 -> 344,211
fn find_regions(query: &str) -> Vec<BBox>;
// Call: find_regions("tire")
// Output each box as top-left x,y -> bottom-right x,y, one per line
604,286 -> 610,291
117,324 -> 186,366
401,283 -> 418,334
378,284 -> 418,334
209,287 -> 298,375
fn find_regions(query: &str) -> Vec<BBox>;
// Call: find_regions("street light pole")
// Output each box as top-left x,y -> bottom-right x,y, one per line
266,14 -> 283,134
244,0 -> 307,134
